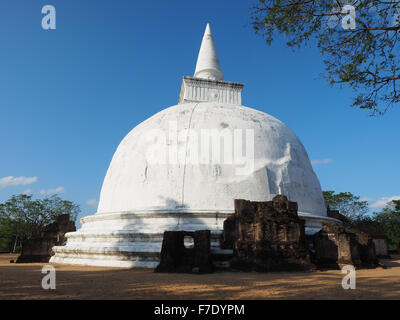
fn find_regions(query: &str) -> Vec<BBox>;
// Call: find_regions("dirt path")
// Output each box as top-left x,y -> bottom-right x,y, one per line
0,254 -> 399,299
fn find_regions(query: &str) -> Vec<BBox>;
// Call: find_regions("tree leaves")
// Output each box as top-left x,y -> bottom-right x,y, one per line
322,190 -> 369,223
0,194 -> 80,242
250,0 -> 400,114
373,200 -> 400,250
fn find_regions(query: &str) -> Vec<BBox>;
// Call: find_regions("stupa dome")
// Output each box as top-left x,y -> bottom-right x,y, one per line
98,102 -> 327,219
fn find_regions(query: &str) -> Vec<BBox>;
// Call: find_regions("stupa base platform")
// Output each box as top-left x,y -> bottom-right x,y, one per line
50,211 -> 339,268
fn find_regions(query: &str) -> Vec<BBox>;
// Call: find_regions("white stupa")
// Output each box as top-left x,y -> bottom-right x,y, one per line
51,24 -> 337,268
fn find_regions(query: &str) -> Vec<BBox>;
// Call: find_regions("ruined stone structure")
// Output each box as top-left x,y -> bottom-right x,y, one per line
17,214 -> 75,263
325,209 -> 388,260
155,230 -> 213,273
353,222 -> 389,258
327,208 -> 350,224
313,224 -> 378,269
153,196 -> 381,273
222,196 -> 315,272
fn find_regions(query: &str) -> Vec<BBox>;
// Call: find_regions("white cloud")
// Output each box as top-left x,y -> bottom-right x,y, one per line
86,199 -> 99,208
23,188 -> 33,194
360,197 -> 374,202
311,158 -> 333,165
0,176 -> 38,189
370,195 -> 400,209
39,186 -> 65,195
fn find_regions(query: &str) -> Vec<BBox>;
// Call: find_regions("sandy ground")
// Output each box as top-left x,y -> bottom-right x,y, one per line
0,254 -> 399,300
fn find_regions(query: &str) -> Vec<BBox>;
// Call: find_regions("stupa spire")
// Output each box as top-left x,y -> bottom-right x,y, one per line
178,23 -> 243,105
194,23 -> 223,81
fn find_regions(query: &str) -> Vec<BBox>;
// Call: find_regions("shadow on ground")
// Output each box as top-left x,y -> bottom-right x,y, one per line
1,254 -> 399,300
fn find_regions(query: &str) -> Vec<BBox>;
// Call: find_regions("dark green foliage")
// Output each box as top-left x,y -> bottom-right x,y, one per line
250,0 -> 400,114
0,194 -> 80,252
373,200 -> 400,250
323,190 -> 369,223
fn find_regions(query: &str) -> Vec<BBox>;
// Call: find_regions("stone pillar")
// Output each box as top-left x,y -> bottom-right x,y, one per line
155,230 -> 213,273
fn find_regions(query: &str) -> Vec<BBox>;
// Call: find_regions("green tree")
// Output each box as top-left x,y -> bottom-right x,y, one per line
250,0 -> 400,114
0,216 -> 14,252
322,190 -> 369,223
373,200 -> 400,250
0,194 -> 80,252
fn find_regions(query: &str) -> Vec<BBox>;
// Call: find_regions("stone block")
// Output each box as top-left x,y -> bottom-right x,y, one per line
16,214 -> 76,263
224,195 -> 315,272
155,230 -> 213,273
313,224 -> 378,269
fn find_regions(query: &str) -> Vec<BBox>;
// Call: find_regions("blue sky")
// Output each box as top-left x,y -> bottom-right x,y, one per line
0,0 -> 399,224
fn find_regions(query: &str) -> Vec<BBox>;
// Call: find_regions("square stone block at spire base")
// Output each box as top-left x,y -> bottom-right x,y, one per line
178,76 -> 244,105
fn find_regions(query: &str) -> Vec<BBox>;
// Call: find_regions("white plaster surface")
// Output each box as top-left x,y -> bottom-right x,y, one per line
194,23 -> 223,81
97,102 -> 327,217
